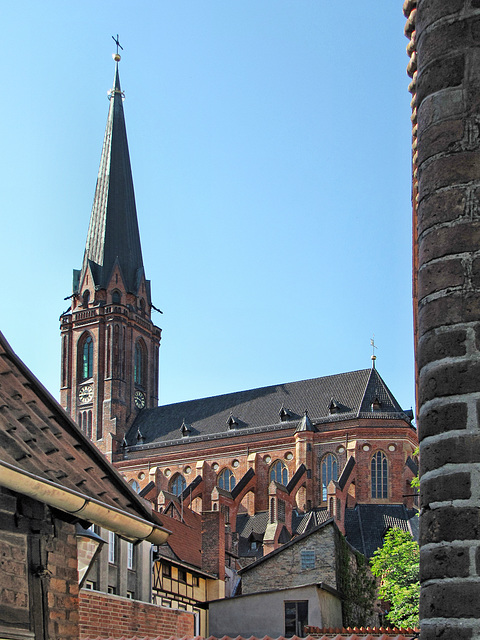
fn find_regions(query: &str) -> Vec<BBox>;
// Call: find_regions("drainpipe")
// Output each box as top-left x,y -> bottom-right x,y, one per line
0,460 -> 170,545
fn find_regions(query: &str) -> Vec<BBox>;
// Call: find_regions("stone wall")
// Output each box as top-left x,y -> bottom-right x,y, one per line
411,0 -> 480,638
242,522 -> 338,594
79,590 -> 194,638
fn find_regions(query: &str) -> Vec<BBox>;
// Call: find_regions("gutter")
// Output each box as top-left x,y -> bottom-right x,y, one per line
0,459 -> 170,545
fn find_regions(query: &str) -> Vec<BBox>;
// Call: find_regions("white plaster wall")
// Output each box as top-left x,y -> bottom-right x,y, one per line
209,585 -> 342,637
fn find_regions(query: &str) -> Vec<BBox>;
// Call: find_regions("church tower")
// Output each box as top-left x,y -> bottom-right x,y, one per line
60,51 -> 161,458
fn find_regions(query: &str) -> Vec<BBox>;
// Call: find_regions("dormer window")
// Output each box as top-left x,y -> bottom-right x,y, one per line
181,421 -> 192,437
329,399 -> 339,414
371,397 -> 382,411
279,406 -> 293,421
226,413 -> 238,429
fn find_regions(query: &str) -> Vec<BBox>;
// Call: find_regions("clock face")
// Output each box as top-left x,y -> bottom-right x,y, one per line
134,390 -> 146,409
78,383 -> 94,404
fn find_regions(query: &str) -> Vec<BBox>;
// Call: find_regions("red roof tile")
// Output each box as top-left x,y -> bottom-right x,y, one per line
155,508 -> 203,569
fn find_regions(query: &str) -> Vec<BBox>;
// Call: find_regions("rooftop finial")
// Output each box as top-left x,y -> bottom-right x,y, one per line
370,335 -> 378,369
112,34 -> 123,62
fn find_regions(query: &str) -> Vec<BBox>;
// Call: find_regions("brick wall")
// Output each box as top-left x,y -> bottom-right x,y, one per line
0,488 -> 79,640
202,510 -> 226,580
412,1 -> 480,638
45,517 -> 80,640
79,590 -> 194,638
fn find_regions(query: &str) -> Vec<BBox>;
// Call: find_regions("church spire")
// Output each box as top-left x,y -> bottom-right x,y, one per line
78,52 -> 145,296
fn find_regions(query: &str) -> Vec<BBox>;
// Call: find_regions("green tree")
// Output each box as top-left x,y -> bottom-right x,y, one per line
370,528 -> 419,628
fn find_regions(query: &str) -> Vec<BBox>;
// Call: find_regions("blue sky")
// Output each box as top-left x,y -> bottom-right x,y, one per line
0,2 -> 415,412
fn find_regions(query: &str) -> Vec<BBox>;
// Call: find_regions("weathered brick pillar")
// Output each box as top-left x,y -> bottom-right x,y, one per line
414,1 -> 480,638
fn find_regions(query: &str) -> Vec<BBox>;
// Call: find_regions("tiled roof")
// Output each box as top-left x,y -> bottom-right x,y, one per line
236,511 -> 270,538
126,369 -> 411,448
344,504 -> 418,558
83,629 -> 419,640
155,508 -> 203,569
0,331 -> 161,525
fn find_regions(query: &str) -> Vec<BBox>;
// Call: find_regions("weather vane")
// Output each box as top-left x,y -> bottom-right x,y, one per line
370,335 -> 378,368
112,34 -> 123,62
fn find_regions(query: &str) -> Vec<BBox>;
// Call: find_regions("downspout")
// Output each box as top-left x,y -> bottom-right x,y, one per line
0,460 -> 170,545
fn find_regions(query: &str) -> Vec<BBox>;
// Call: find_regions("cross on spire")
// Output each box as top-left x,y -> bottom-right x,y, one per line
112,34 -> 123,55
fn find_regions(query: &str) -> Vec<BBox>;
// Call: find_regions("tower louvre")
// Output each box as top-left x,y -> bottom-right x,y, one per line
60,55 -> 161,459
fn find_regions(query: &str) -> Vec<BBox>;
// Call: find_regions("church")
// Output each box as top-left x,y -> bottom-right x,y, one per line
59,53 -> 418,567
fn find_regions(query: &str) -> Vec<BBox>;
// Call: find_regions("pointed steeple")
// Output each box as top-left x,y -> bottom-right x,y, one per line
78,55 -> 145,296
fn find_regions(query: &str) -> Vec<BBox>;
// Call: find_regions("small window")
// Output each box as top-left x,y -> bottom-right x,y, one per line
192,575 -> 199,587
107,585 -> 117,595
84,580 -> 96,590
126,591 -> 134,599
278,498 -> 286,523
127,542 -> 134,570
108,531 -> 116,564
178,568 -> 187,583
250,540 -> 258,551
301,550 -> 315,570
83,290 -> 90,308
162,564 -> 171,578
112,290 -> 121,304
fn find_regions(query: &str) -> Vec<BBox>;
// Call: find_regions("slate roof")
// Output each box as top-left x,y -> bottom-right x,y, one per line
344,504 -> 418,558
126,368 -> 411,448
0,331 -> 161,525
292,508 -> 330,535
77,61 -> 147,297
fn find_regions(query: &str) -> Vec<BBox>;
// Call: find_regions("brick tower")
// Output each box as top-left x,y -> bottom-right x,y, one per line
60,52 -> 161,458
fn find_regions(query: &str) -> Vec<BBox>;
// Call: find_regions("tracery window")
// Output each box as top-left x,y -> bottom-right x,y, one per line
170,474 -> 186,497
78,334 -> 93,381
217,468 -> 236,492
371,450 -> 388,499
321,453 -> 338,501
270,460 -> 288,486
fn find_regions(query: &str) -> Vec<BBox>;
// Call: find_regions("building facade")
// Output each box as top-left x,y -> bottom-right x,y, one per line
61,54 -> 418,581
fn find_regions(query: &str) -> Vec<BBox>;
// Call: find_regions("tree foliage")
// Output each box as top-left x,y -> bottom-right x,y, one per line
370,528 -> 419,628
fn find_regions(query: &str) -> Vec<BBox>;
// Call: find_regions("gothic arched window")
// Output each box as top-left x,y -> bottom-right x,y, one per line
112,290 -> 121,304
78,334 -> 93,381
134,340 -> 146,387
170,474 -> 186,497
321,453 -> 338,501
371,451 -> 388,499
217,468 -> 236,492
270,460 -> 288,486
130,480 -> 140,493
